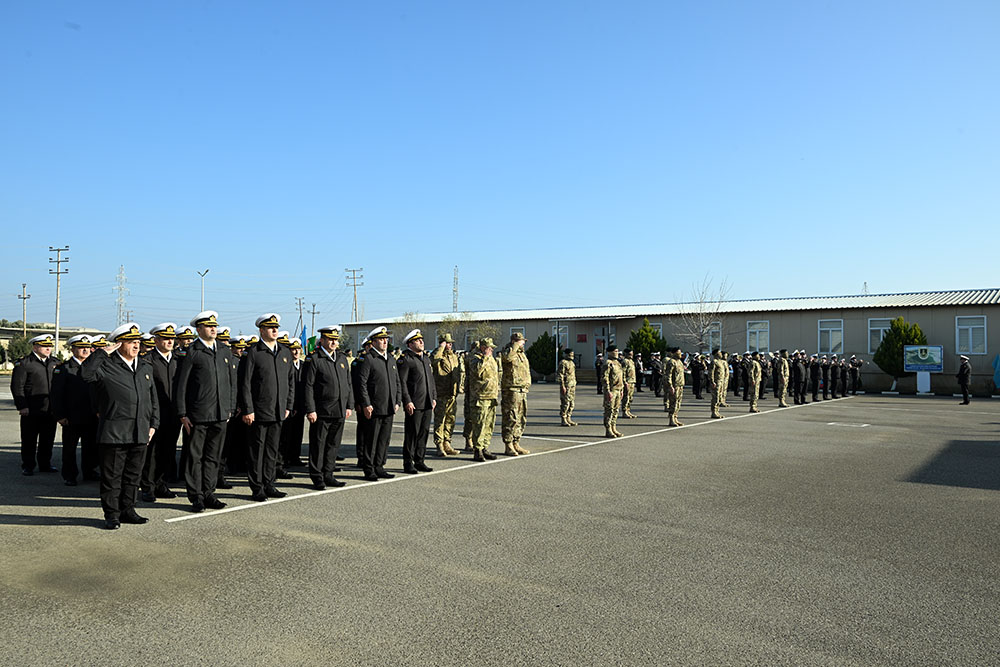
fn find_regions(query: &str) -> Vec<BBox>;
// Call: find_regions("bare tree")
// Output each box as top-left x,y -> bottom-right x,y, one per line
675,275 -> 732,354
394,311 -> 429,347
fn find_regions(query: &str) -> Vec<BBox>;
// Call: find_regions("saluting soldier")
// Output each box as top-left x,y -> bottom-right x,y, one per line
11,333 -> 59,476
558,348 -> 578,426
500,331 -> 531,456
620,349 -> 637,419
664,347 -> 686,426
709,349 -> 727,419
397,329 -> 437,474
602,345 -> 625,438
431,333 -> 462,456
690,354 -> 705,399
140,323 -> 181,502
354,326 -> 402,480
140,333 -> 156,356
81,323 -> 159,530
468,338 -> 499,460
821,356 -> 831,399
174,311 -> 236,512
51,334 -> 99,485
849,355 -> 864,395
303,326 -> 352,489
828,355 -> 840,398
808,354 -> 821,402
240,313 -> 296,501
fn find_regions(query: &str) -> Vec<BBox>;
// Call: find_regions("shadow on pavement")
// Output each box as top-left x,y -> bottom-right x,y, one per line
904,440 -> 1000,491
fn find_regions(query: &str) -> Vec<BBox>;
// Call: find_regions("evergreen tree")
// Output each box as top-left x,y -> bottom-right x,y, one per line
525,331 -> 558,377
6,333 -> 32,362
873,316 -> 927,380
625,318 -> 668,359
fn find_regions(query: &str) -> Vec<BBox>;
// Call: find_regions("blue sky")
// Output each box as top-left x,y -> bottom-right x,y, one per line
3,1 -> 998,334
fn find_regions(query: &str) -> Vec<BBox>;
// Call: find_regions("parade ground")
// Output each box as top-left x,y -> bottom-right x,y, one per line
1,385 -> 997,665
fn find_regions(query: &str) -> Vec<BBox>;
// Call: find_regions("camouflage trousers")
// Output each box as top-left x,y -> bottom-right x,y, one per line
462,394 -> 474,440
711,387 -> 723,416
604,389 -> 622,432
560,385 -> 576,422
433,393 -> 457,446
748,382 -> 759,411
501,390 -> 527,444
622,384 -> 635,415
775,379 -> 788,405
472,401 -> 496,450
666,385 -> 683,422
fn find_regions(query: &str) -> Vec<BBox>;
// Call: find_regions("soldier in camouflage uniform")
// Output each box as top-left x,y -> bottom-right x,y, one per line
468,338 -> 499,461
602,345 -> 625,438
500,332 -> 531,456
620,349 -> 637,419
558,349 -> 578,426
774,349 -> 791,407
747,352 -> 762,413
431,333 -> 461,456
709,349 -> 727,419
664,347 -> 686,426
719,351 -> 731,408
461,342 -> 476,451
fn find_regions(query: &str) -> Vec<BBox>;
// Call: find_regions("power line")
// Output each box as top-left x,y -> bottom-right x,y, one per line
307,303 -> 320,335
294,296 -> 305,334
48,246 -> 69,352
345,268 -> 364,322
17,283 -> 30,338
453,265 -> 459,313
115,265 -> 129,326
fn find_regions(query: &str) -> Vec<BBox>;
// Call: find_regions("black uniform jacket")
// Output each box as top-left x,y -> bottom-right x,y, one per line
398,349 -> 436,410
51,358 -> 97,425
81,351 -> 160,445
147,350 -> 179,425
174,339 -> 237,423
292,360 -> 307,414
809,360 -> 821,380
238,341 -> 295,422
11,353 -> 57,414
303,349 -> 354,418
355,350 -> 402,416
957,362 -> 972,384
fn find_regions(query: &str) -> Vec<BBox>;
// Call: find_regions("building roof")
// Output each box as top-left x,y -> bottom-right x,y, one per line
346,288 -> 1000,327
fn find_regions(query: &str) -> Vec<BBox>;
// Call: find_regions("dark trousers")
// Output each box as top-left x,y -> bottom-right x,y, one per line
822,376 -> 830,399
99,443 -> 145,520
62,421 -> 98,482
177,426 -> 192,482
960,383 -> 971,403
185,421 -> 226,502
829,376 -> 839,398
142,422 -> 179,492
798,381 -> 808,404
308,417 -> 345,482
280,412 -> 305,465
402,408 -> 432,468
850,371 -> 861,395
222,417 -> 247,475
247,420 -> 282,494
762,378 -> 770,399
811,378 -> 820,401
20,413 -> 57,471
692,373 -> 702,398
358,413 -> 394,474
792,379 -> 803,404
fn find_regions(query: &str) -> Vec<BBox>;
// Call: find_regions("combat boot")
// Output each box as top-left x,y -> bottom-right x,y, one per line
482,450 -> 497,460
605,429 -> 616,438
750,408 -> 760,413
668,420 -> 680,427
711,413 -> 724,419
503,443 -> 519,456
436,444 -> 449,457
568,418 -> 578,426
473,449 -> 485,462
464,438 -> 474,452
443,443 -> 459,455
513,441 -> 530,455
778,401 -> 789,408
613,429 -> 625,437
561,417 -> 571,426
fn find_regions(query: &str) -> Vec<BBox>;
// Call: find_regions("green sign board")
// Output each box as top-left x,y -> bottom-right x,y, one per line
903,345 -> 944,372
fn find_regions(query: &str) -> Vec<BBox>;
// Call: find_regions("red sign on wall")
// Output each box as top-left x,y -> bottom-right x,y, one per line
577,334 -> 587,342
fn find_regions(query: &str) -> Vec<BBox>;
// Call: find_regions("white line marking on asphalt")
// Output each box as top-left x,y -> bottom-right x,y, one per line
520,435 -> 581,444
872,406 -> 998,417
165,396 -> 853,523
826,422 -> 870,427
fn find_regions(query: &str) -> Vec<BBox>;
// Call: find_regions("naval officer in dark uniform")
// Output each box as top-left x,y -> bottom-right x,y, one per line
354,326 -> 402,481
10,333 -> 59,476
397,329 -> 437,474
51,334 -> 99,485
174,311 -> 236,512
140,323 -> 180,501
81,323 -> 159,529
239,313 -> 295,501
303,325 -> 352,490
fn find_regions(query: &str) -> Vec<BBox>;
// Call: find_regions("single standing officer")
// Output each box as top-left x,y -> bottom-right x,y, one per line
278,340 -> 307,476
51,334 -> 99,485
240,313 -> 296,501
558,348 -> 577,426
468,338 -> 499,461
747,352 -> 762,413
11,333 -> 59,475
957,355 -> 972,404
664,347 -> 686,426
602,345 -> 625,438
500,331 -> 532,456
397,329 -> 437,474
620,349 -> 637,419
81,323 -> 159,530
431,333 -> 461,456
775,349 -> 791,407
303,326 -> 352,489
140,323 -> 180,502
354,326 -> 402,480
709,349 -> 727,419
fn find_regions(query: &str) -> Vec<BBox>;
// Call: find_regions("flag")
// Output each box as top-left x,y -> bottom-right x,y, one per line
992,354 -> 1000,389
300,326 -> 308,352
308,335 -> 317,353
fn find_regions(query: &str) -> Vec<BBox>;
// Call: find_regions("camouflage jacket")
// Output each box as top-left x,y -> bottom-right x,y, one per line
558,359 -> 576,388
621,357 -> 636,384
602,358 -> 625,392
500,344 -> 531,392
468,352 -> 499,404
667,357 -> 685,388
748,359 -> 761,385
431,347 -> 461,396
711,358 -> 727,386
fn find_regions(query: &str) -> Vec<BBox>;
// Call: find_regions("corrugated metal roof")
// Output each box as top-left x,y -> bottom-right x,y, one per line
347,288 -> 1000,326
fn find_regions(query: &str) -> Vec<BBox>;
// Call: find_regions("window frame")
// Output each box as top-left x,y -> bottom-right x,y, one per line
746,320 -> 770,354
868,318 -> 893,354
818,319 -> 844,355
955,315 -> 987,355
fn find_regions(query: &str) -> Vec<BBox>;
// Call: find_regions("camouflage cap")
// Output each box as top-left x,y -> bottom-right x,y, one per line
510,331 -> 525,341
438,332 -> 454,343
479,337 -> 495,348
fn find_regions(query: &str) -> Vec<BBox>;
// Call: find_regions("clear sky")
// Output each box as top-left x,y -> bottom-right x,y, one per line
3,1 -> 998,335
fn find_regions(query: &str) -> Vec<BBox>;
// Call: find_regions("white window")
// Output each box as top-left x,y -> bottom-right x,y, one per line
650,322 -> 663,336
747,321 -> 769,353
707,321 -> 721,352
818,320 -> 843,354
464,331 -> 474,350
551,325 -> 568,348
868,318 -> 893,354
956,316 -> 987,355
509,326 -> 525,340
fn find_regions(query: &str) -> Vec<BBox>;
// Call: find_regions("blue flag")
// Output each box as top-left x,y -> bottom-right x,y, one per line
300,326 -> 308,352
992,354 -> 1000,388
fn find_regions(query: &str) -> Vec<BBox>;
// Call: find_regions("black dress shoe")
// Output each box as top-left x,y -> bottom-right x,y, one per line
154,486 -> 177,499
38,465 -> 58,473
482,451 -> 497,461
141,490 -> 157,503
216,478 -> 233,489
64,479 -> 78,486
375,469 -> 395,479
324,477 -> 346,488
264,487 -> 287,498
415,463 -> 433,473
105,519 -> 121,530
204,497 -> 227,510
190,501 -> 205,513
403,466 -> 419,475
21,468 -> 33,476
251,492 -> 268,502
362,472 -> 379,482
312,481 -> 327,490
120,511 -> 149,524
275,469 -> 293,479
332,466 -> 342,472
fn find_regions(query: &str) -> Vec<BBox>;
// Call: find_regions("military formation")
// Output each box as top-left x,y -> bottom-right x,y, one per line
13,318 -> 886,528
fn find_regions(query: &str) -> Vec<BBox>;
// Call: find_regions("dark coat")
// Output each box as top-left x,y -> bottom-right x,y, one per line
81,351 -> 160,445
398,348 -> 437,410
355,350 -> 402,416
10,353 -> 57,414
957,361 -> 972,385
809,360 -> 821,380
174,339 -> 237,423
292,359 -> 307,413
238,341 -> 295,422
147,350 -> 179,425
51,358 -> 97,425
303,349 -> 354,418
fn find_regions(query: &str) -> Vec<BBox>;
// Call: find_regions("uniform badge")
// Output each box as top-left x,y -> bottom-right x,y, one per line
145,374 -> 150,380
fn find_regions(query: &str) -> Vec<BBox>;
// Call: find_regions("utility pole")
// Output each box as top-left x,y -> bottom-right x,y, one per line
48,246 -> 69,352
17,283 -> 30,338
453,265 -> 459,313
294,296 -> 305,334
197,269 -> 210,310
115,265 -> 129,326
307,303 -> 320,335
345,268 -> 364,322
